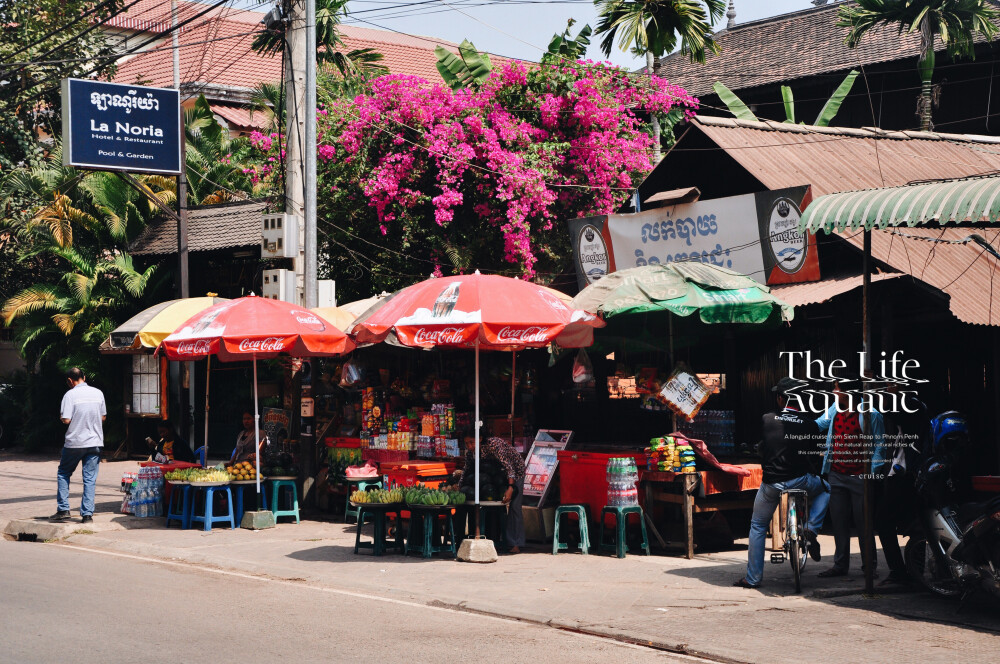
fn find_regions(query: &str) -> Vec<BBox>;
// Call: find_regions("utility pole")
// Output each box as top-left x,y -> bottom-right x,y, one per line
304,0 -> 318,310
172,0 -> 195,449
285,0 -> 306,302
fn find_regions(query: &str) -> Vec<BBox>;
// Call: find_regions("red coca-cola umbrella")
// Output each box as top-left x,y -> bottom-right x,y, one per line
349,272 -> 603,548
162,295 -> 355,498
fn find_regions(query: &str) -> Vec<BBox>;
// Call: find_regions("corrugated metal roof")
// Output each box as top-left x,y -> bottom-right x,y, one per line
131,200 -> 266,255
770,273 -> 901,307
837,228 -> 1000,326
801,175 -> 1000,232
689,116 -> 1000,197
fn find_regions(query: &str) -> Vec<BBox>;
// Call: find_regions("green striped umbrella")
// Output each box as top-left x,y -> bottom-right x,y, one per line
571,263 -> 793,325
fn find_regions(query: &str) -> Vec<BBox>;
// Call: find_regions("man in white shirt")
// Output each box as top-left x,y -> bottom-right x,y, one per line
51,368 -> 106,523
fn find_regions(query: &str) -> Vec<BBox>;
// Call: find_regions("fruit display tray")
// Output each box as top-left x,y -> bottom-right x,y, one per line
189,481 -> 230,487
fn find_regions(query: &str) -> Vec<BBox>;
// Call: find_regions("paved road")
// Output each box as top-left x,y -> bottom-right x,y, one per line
0,539 -> 690,664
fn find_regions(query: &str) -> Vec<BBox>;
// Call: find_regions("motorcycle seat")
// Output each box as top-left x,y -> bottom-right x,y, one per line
956,502 -> 990,530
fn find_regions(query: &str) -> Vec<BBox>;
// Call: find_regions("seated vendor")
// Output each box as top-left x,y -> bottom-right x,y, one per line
232,411 -> 268,464
147,420 -> 196,463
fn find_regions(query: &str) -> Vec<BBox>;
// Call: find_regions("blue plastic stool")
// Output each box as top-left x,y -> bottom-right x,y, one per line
269,480 -> 300,524
344,478 -> 383,523
478,504 -> 508,553
165,484 -> 192,529
233,483 -> 268,525
189,485 -> 236,531
599,505 -> 650,558
194,446 -> 206,467
553,505 -> 590,555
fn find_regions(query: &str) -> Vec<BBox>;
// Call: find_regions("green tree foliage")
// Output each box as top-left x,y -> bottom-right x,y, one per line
0,146 -> 169,376
837,0 -> 1000,131
543,20 -> 594,65
435,40 -> 494,90
713,70 -> 859,127
593,0 -> 726,64
252,0 -> 388,81
0,0 -> 125,170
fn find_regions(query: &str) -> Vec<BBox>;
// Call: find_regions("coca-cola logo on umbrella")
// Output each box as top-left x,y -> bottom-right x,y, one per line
176,339 -> 211,355
412,327 -> 467,345
432,282 -> 461,319
293,311 -> 327,332
237,337 -> 286,353
495,326 -> 551,344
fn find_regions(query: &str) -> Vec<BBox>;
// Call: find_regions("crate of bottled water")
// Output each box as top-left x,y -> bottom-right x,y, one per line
129,466 -> 165,518
606,457 -> 639,507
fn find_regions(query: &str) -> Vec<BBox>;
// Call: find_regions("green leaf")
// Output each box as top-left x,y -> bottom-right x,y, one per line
780,85 -> 795,123
713,81 -> 758,121
813,69 -> 858,127
435,39 -> 492,91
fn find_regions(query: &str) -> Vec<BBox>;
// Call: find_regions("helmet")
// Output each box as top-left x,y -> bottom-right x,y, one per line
931,410 -> 969,454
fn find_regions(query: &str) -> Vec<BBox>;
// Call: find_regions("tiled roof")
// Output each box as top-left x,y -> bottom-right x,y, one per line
131,200 -> 266,255
658,2 -> 1000,96
672,115 -> 1000,198
109,2 -> 460,92
209,103 -> 268,131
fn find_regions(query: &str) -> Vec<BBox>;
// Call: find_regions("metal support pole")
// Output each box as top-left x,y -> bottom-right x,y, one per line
862,230 -> 875,595
303,0 -> 317,309
474,340 -> 481,538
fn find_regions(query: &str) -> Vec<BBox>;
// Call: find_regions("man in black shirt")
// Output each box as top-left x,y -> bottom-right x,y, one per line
734,377 -> 830,589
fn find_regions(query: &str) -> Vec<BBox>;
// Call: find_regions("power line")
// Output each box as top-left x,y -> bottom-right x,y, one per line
2,0 -> 129,62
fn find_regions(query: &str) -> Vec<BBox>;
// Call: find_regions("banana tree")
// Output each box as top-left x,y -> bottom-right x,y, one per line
837,0 -> 999,131
713,69 -> 859,127
594,0 -> 726,161
435,39 -> 493,91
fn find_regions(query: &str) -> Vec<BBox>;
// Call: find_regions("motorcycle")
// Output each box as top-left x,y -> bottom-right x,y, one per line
904,412 -> 1000,602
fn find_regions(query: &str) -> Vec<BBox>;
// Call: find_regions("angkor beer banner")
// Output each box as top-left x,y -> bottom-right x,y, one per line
568,185 -> 819,289
61,78 -> 182,175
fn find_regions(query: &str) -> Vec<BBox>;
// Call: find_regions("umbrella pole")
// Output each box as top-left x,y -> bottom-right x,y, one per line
475,340 -> 481,538
203,355 -> 211,466
669,315 -> 677,431
509,351 -> 516,448
253,353 -> 262,510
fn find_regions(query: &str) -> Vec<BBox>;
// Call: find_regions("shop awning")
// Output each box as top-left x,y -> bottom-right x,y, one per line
769,273 -> 902,307
800,175 -> 1000,233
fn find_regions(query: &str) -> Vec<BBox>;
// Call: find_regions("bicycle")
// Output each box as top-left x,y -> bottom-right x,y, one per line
769,488 -> 810,593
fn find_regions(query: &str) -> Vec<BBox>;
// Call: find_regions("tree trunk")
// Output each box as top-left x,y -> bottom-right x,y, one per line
918,20 -> 936,132
646,51 -> 661,163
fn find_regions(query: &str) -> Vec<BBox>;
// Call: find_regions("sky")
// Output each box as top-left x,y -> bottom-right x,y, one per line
339,0 -> 811,69
233,0 -> 816,70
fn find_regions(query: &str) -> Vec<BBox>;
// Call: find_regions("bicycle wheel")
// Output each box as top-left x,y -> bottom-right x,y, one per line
787,497 -> 803,593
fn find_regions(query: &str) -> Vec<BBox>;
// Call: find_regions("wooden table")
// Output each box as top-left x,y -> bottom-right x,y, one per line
641,465 -> 762,559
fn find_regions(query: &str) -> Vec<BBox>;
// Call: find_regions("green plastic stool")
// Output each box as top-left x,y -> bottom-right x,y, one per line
344,478 -> 382,523
553,504 -> 590,555
269,479 -> 300,524
405,507 -> 456,559
354,506 -> 404,556
599,505 -> 650,558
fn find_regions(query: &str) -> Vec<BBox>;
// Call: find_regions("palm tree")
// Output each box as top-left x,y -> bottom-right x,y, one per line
253,0 -> 388,81
838,0 -> 1000,131
594,0 -> 726,160
183,95 -> 260,205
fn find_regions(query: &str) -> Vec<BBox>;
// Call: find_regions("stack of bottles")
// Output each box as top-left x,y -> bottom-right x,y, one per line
130,466 -> 164,518
416,436 -> 461,458
119,470 -> 138,514
606,457 -> 639,507
678,410 -> 736,456
645,436 -> 697,474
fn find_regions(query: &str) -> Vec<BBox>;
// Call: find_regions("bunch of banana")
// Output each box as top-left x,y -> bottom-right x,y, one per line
350,489 -> 370,503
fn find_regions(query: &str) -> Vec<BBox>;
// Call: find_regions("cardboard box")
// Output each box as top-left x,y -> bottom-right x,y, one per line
522,505 -> 555,542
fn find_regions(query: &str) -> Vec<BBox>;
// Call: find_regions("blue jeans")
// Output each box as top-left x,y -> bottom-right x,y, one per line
744,474 -> 830,586
57,446 -> 102,516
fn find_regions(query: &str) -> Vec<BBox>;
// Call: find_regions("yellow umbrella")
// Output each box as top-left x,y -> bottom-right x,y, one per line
108,296 -> 229,350
311,306 -> 356,331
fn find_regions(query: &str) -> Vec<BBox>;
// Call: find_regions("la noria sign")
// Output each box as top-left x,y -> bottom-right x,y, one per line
62,78 -> 181,175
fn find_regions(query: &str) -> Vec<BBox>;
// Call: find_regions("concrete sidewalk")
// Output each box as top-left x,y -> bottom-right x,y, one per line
3,453 -> 999,664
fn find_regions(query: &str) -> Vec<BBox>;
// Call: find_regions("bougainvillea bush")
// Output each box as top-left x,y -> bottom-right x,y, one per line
252,61 -> 697,300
